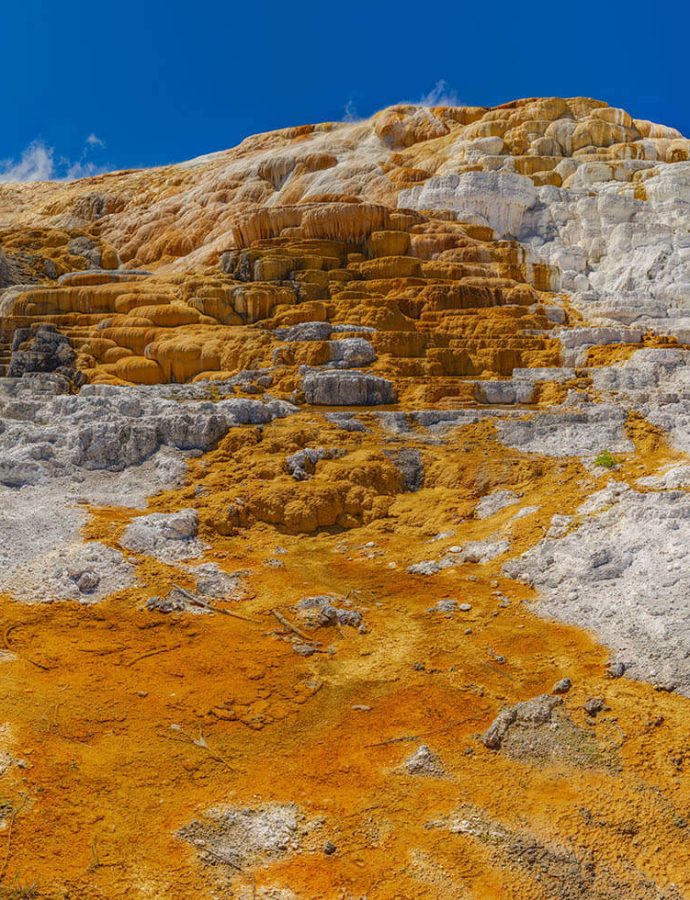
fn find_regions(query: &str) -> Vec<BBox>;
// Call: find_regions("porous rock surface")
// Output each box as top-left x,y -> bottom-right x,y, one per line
0,374 -> 294,601
506,483 -> 690,692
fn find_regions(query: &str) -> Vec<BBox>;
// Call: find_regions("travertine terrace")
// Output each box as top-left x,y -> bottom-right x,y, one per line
1,97 -> 690,896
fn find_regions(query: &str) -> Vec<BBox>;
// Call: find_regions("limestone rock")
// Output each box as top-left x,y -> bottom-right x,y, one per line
8,325 -> 78,380
454,539 -> 510,564
475,490 -> 519,519
120,509 -> 205,562
296,595 -> 363,629
302,371 -> 396,406
482,695 -> 562,750
404,744 -> 445,777
505,484 -> 690,692
284,446 -> 344,480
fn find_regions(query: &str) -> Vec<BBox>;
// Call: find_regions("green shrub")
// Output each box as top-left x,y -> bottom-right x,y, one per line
594,449 -> 618,469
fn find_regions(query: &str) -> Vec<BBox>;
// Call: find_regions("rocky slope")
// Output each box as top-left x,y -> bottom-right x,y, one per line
1,97 -> 690,897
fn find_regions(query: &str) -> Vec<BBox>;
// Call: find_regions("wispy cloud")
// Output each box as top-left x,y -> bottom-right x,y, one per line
65,159 -> 107,180
86,132 -> 106,149
65,132 -> 109,180
0,133 -> 109,183
418,80 -> 459,107
342,98 -> 359,123
342,83 -> 460,124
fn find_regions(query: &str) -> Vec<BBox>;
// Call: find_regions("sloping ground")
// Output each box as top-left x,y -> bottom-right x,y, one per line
0,98 -> 690,897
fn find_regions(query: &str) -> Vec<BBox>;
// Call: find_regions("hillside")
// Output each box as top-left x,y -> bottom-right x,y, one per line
0,97 -> 690,897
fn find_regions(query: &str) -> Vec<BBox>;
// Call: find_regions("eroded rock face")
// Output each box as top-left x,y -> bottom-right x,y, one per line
0,251 -> 19,289
8,325 -> 79,381
2,94 -> 687,398
0,377 -> 296,485
497,402 -> 633,457
385,448 -> 424,492
400,171 -> 539,237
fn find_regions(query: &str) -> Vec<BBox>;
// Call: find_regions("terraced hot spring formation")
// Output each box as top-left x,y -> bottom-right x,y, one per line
0,96 -> 690,897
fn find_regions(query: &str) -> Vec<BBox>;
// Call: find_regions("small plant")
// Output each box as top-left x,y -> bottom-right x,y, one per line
0,884 -> 40,900
594,449 -> 619,469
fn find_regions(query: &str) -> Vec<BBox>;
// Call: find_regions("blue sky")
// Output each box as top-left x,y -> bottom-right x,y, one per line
2,0 -> 688,180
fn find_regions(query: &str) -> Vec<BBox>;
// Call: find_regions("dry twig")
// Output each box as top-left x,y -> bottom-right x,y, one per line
173,585 -> 259,623
270,609 -> 315,643
125,643 -> 182,667
159,724 -> 236,772
366,718 -> 468,748
3,624 -> 52,671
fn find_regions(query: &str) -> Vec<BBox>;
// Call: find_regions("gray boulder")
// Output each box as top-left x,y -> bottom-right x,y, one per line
285,447 -> 343,480
275,321 -> 332,342
404,744 -> 445,777
303,371 -> 396,406
328,338 -> 376,369
482,695 -> 562,750
8,325 -> 78,380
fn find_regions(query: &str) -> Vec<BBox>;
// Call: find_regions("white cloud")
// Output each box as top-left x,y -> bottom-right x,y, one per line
86,132 -> 106,148
418,80 -> 459,107
0,141 -> 56,183
0,133 -> 109,183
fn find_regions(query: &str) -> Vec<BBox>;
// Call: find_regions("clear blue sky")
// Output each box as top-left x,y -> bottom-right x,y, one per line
2,0 -> 688,179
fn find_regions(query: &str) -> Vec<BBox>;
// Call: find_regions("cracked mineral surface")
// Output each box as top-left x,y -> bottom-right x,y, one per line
1,96 -> 690,897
